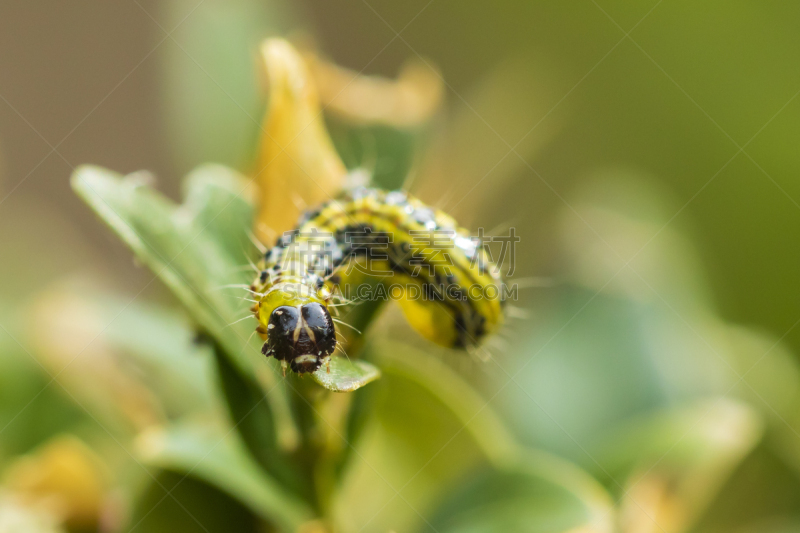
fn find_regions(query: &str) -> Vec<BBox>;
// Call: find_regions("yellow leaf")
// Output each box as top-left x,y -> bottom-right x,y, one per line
254,39 -> 346,244
3,436 -> 109,530
307,53 -> 443,128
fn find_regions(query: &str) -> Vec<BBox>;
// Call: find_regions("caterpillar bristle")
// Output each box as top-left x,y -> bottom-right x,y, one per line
290,192 -> 308,211
400,166 -> 419,192
507,277 -> 555,289
212,283 -> 251,291
434,186 -> 458,211
331,318 -> 362,335
506,305 -> 530,320
336,343 -> 352,362
225,315 -> 256,328
240,330 -> 258,356
257,222 -> 277,242
246,230 -> 267,254
487,336 -> 510,352
485,217 -> 521,238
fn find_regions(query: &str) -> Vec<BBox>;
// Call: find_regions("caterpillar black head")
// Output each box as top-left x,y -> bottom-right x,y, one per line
261,303 -> 337,374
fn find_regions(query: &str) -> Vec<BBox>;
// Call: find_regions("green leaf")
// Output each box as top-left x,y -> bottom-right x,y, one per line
136,419 -> 314,532
71,165 -> 259,378
72,164 -> 381,393
181,164 -> 259,265
311,357 -> 381,393
370,339 -> 615,533
213,345 -> 310,501
86,291 -> 216,415
335,371 -> 380,476
594,398 -> 763,533
162,0 -> 298,175
375,339 -> 521,464
427,468 -> 602,533
327,118 -> 420,191
71,165 -> 306,473
128,471 -> 261,533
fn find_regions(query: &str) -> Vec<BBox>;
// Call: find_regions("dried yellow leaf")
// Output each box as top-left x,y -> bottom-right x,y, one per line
254,39 -> 346,244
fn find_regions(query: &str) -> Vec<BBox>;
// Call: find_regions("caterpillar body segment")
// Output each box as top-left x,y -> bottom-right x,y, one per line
251,188 -> 505,373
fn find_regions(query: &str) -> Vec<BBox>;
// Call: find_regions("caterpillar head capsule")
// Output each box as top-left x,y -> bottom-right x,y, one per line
261,302 -> 337,373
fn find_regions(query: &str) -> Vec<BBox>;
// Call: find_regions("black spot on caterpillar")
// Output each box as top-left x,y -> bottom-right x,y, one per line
250,187 -> 505,374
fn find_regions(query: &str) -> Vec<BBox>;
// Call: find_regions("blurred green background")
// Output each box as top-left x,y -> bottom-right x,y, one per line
1,1 -> 800,532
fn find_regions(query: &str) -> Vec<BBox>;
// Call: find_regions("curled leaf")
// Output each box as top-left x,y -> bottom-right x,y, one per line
307,53 -> 443,129
254,39 -> 346,243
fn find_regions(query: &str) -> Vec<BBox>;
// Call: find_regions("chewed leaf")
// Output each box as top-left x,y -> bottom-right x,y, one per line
312,357 -> 380,392
136,420 -> 314,531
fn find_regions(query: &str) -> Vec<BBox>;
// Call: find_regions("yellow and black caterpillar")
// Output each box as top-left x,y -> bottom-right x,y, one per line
250,187 -> 505,374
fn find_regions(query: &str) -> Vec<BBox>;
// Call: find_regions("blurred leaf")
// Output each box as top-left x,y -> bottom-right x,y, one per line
557,172 -> 714,313
377,341 -> 518,465
181,164 -> 259,265
3,435 -> 109,530
24,292 -> 166,434
127,470 -> 260,533
136,420 -> 314,531
498,286 -> 737,468
311,50 -> 444,191
352,339 -> 615,533
691,442 -> 800,533
0,495 -> 65,533
427,468 -> 604,533
213,346 -> 310,501
0,324 -> 85,462
334,370 -> 380,478
327,118 -> 420,191
71,165 -> 260,379
28,287 -> 215,419
309,54 -> 444,129
596,398 -> 763,533
311,358 -> 381,393
162,0 -> 297,175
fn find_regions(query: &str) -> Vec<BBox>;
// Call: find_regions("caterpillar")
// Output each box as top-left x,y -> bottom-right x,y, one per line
249,187 -> 505,374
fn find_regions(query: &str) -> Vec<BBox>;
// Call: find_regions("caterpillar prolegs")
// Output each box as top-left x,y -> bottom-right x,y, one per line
249,187 -> 506,374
